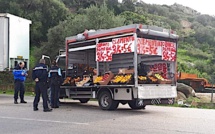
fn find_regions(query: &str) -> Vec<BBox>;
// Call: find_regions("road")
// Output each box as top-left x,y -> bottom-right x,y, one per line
0,94 -> 215,134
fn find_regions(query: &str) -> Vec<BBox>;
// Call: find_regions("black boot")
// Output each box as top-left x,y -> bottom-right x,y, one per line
43,108 -> 52,112
33,107 -> 39,111
14,100 -> 18,104
20,100 -> 27,103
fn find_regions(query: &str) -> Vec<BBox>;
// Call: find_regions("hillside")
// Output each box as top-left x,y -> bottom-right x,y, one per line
0,0 -> 215,82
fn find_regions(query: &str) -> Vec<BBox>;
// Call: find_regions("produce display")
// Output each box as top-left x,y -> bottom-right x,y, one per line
94,76 -> 103,83
102,74 -> 110,81
111,74 -> 132,84
93,72 -> 114,85
138,76 -> 147,81
112,75 -> 124,83
74,77 -> 81,82
62,64 -> 173,86
62,77 -> 71,85
76,75 -> 91,87
154,74 -> 164,80
154,73 -> 172,84
62,77 -> 75,86
120,74 -> 132,83
148,76 -> 158,83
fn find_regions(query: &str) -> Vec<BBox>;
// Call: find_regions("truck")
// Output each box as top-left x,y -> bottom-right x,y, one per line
177,72 -> 214,93
0,13 -> 31,71
59,24 -> 179,110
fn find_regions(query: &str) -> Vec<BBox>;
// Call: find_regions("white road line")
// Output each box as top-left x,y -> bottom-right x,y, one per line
0,116 -> 89,125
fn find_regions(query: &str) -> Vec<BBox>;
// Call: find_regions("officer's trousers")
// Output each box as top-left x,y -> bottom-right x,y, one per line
33,82 -> 49,110
50,84 -> 60,107
14,80 -> 25,101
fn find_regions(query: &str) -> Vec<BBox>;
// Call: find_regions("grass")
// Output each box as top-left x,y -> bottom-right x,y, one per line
159,100 -> 215,109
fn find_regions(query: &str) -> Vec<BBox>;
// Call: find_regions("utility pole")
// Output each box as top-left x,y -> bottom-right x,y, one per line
211,75 -> 214,103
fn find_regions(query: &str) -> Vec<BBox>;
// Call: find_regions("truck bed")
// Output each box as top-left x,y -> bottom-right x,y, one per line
60,85 -> 134,89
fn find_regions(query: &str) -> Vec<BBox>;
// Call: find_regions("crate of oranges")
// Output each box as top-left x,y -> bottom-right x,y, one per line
153,73 -> 172,84
93,71 -> 114,85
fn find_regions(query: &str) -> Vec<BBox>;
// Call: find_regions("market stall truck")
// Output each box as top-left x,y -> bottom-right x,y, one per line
60,24 -> 179,110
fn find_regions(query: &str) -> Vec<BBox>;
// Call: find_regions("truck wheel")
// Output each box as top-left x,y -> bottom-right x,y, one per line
128,99 -> 146,110
98,91 -> 119,110
79,98 -> 90,103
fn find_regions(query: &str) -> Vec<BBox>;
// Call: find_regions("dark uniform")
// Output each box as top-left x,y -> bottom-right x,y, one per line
48,65 -> 62,108
32,63 -> 51,112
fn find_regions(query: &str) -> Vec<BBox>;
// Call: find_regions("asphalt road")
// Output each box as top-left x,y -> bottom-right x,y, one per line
0,94 -> 215,134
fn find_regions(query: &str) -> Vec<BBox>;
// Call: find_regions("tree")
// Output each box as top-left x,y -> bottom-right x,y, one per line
120,11 -> 146,25
34,5 -> 125,59
120,0 -> 135,12
61,0 -> 104,11
106,0 -> 121,14
0,0 -> 69,46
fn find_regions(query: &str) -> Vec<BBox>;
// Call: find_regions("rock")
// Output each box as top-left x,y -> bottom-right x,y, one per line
177,83 -> 195,98
176,91 -> 187,101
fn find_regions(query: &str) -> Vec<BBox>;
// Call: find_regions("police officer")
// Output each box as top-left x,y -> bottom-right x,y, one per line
48,60 -> 62,108
32,59 -> 52,112
13,62 -> 27,104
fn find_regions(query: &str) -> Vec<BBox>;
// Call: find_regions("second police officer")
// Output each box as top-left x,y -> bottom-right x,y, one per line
48,60 -> 63,108
32,59 -> 52,112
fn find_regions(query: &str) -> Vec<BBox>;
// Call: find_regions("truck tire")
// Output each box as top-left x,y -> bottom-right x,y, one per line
98,91 -> 119,110
128,99 -> 146,110
79,98 -> 90,103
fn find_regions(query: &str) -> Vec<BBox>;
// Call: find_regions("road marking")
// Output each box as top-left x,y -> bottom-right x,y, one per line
0,116 -> 89,125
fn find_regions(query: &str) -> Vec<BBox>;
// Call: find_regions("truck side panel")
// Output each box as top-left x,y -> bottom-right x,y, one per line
0,17 -> 9,71
108,53 -> 134,74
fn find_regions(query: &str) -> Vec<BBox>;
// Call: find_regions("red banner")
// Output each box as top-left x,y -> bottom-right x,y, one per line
162,42 -> 176,61
96,37 -> 135,62
112,36 -> 134,54
96,42 -> 113,62
96,37 -> 176,62
137,38 -> 162,55
137,38 -> 176,61
150,63 -> 168,79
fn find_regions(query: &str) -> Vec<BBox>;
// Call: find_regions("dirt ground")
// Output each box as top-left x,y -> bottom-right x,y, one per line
195,93 -> 215,103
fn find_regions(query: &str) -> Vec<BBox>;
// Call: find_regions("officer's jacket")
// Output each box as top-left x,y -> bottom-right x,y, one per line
13,65 -> 27,82
32,63 -> 48,82
48,65 -> 62,78
48,65 -> 63,84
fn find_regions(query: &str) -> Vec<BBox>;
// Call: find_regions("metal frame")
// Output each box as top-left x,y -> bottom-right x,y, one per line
68,33 -> 135,46
69,45 -> 96,52
133,33 -> 138,87
96,38 -> 99,76
95,33 -> 135,76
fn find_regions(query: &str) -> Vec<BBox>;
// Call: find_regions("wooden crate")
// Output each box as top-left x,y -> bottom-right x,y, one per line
118,68 -> 134,74
76,75 -> 91,87
158,80 -> 172,84
98,72 -> 114,85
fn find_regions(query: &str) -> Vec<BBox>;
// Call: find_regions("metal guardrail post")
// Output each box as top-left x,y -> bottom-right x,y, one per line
211,84 -> 213,103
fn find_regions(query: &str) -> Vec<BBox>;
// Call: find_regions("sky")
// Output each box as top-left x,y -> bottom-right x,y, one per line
142,0 -> 215,16
120,0 -> 215,16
